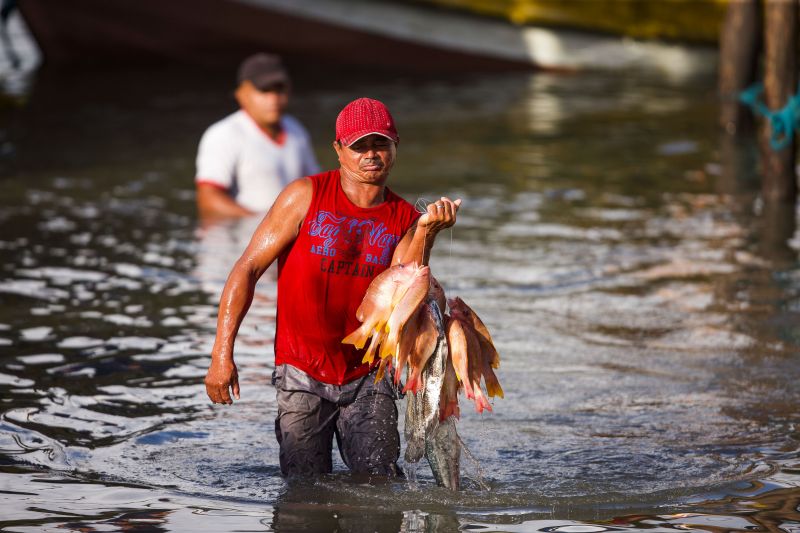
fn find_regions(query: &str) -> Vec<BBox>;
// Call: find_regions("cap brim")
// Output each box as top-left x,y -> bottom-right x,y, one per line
343,131 -> 398,147
249,72 -> 290,91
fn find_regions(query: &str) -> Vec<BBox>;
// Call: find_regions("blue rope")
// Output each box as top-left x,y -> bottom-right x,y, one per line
739,82 -> 800,151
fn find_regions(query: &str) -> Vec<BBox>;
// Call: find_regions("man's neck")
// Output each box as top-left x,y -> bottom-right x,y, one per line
339,169 -> 386,208
256,121 -> 283,141
242,110 -> 283,141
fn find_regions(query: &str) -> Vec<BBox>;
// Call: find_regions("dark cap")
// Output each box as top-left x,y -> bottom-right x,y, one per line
237,53 -> 290,91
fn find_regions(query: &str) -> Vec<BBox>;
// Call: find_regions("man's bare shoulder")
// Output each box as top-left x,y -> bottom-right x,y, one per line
260,176 -> 314,231
275,177 -> 313,210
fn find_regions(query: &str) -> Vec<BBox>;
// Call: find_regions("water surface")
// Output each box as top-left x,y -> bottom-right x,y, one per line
1,56 -> 799,532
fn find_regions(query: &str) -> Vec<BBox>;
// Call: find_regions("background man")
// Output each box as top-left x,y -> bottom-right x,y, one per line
204,97 -> 460,477
195,53 -> 319,218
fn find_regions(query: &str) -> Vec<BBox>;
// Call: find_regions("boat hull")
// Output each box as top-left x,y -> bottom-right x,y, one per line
17,0 -> 717,76
18,0 -> 532,71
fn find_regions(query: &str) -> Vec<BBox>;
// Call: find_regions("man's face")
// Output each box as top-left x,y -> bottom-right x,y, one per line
334,134 -> 397,184
235,80 -> 289,129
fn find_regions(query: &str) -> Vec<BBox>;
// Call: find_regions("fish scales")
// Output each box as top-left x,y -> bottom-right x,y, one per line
404,300 -> 460,489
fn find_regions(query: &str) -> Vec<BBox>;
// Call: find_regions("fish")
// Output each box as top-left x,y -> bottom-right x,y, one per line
449,296 -> 500,368
395,302 -> 438,392
404,300 -> 447,464
439,351 -> 460,421
444,315 -> 476,400
425,416 -> 460,490
404,300 -> 460,491
465,331 -> 492,413
342,262 -> 424,362
449,297 -> 503,404
397,276 -> 447,391
480,348 -> 504,399
379,265 -> 431,360
429,276 -> 446,315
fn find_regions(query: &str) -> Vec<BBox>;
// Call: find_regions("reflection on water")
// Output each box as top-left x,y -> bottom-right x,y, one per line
0,58 -> 799,531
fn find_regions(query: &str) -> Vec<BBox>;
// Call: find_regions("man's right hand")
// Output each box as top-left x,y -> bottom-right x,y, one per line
205,358 -> 240,404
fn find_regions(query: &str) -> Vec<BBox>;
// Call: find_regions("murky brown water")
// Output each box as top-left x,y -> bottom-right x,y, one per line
1,39 -> 799,532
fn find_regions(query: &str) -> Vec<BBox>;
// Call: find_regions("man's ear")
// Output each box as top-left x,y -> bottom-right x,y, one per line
234,83 -> 246,107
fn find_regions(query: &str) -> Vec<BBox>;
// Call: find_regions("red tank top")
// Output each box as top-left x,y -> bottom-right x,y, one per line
275,170 -> 420,385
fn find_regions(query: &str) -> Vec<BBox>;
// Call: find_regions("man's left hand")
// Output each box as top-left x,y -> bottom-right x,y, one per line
418,197 -> 462,234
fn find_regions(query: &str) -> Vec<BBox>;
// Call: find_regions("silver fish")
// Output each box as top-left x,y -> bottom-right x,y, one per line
425,416 -> 460,490
404,300 -> 461,490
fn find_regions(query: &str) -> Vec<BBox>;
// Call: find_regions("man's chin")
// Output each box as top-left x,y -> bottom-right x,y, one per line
360,170 -> 389,183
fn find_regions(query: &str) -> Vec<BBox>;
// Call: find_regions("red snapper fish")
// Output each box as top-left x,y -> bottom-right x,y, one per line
449,297 -> 503,400
429,276 -> 446,315
400,301 -> 439,393
439,351 -> 461,421
379,265 -> 431,361
444,315 -> 477,401
342,262 -> 428,364
450,296 -> 500,370
394,276 -> 446,391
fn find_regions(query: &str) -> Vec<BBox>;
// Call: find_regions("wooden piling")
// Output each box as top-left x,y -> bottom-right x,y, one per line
718,0 -> 760,135
759,0 -> 798,203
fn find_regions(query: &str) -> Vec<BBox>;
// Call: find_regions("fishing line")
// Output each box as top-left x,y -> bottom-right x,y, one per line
455,432 -> 491,491
414,197 -> 456,263
414,197 -> 431,263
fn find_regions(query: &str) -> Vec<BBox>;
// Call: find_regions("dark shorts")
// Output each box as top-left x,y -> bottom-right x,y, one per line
273,365 -> 403,478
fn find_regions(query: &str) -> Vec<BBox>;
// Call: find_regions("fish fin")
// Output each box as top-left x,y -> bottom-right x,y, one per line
374,357 -> 389,383
440,400 -> 460,421
478,336 -> 501,369
402,370 -> 421,394
379,330 -> 399,360
361,329 -> 383,364
473,386 -> 493,413
393,352 -> 408,385
462,376 -> 475,400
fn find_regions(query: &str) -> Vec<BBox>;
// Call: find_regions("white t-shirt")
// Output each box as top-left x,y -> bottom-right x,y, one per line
195,110 -> 320,212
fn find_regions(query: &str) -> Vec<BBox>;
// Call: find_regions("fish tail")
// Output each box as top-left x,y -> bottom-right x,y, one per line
485,380 -> 504,399
484,368 -> 504,398
342,325 -> 370,349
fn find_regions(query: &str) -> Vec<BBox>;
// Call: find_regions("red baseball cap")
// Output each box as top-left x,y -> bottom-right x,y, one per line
335,97 -> 399,146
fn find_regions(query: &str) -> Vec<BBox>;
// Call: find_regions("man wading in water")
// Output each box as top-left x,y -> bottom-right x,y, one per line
204,98 -> 460,477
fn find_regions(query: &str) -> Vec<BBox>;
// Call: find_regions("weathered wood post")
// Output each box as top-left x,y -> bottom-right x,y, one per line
719,0 -> 760,135
759,198 -> 797,264
760,0 -> 798,203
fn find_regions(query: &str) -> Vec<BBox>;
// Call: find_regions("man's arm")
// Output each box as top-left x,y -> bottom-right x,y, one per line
196,183 -> 255,218
204,178 -> 313,404
392,197 -> 461,266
